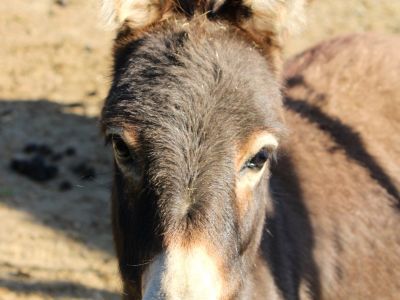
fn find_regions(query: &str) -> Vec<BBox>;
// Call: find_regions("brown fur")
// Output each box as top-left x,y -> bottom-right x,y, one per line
277,33 -> 400,298
101,1 -> 400,298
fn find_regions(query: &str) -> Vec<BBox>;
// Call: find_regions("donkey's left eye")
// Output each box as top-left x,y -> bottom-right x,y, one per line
244,148 -> 270,170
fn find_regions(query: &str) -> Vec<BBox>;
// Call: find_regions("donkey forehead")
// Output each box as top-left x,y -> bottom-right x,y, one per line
104,29 -> 283,135
109,93 -> 282,181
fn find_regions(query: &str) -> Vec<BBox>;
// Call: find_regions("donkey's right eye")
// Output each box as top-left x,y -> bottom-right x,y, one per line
110,135 -> 143,180
112,135 -> 131,159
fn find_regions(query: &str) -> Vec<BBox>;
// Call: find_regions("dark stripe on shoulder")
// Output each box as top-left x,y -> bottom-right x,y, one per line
284,76 -> 400,209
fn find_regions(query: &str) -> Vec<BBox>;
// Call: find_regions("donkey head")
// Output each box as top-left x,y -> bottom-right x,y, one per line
101,1 -> 305,299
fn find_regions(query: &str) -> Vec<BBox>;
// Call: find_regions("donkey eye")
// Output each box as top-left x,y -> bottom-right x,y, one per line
244,148 -> 270,170
110,134 -> 143,180
112,135 -> 131,160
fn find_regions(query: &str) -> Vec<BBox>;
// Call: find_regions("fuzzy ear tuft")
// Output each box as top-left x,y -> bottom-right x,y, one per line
101,0 -> 307,44
101,0 -> 173,30
240,0 -> 306,45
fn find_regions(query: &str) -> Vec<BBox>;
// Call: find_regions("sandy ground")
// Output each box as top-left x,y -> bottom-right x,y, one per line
0,1 -> 399,299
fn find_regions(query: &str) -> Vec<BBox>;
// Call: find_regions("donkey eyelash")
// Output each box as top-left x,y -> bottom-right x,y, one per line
105,127 -> 124,146
241,146 -> 276,172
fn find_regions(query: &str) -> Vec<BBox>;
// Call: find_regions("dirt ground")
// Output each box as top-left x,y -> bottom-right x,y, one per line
0,1 -> 399,299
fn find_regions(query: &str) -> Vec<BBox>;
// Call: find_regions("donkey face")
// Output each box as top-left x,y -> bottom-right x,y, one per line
101,1 -> 304,299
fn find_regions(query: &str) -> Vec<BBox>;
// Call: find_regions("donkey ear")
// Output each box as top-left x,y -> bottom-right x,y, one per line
101,0 -> 173,29
240,0 -> 307,45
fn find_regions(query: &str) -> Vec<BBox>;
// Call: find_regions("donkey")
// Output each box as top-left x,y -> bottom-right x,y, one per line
100,0 -> 400,298
279,33 -> 400,299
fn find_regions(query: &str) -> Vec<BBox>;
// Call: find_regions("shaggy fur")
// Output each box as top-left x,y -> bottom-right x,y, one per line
102,0 -> 306,69
102,19 -> 284,299
102,0 -> 305,33
100,1 -> 400,298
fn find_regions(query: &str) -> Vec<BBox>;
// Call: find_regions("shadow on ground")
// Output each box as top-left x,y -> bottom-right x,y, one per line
0,99 -> 118,298
0,278 -> 120,299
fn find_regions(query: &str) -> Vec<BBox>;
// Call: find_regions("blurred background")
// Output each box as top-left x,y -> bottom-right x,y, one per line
0,1 -> 399,299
